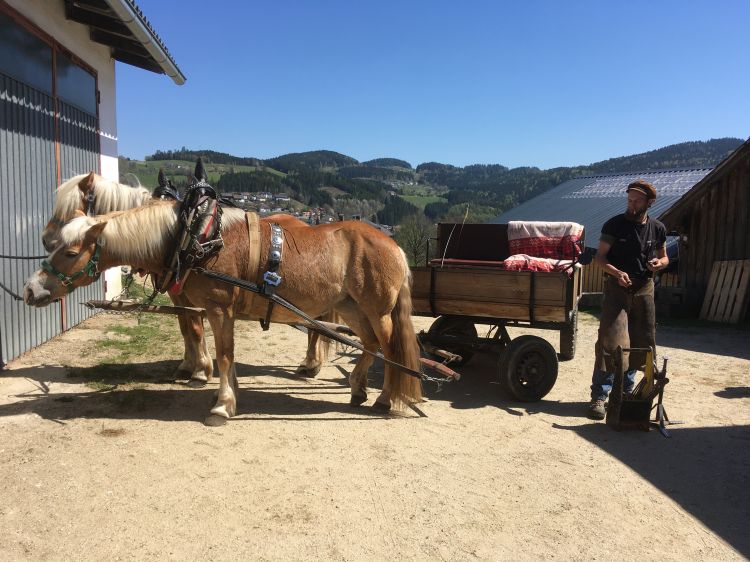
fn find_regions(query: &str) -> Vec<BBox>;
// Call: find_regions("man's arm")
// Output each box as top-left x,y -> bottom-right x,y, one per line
647,245 -> 669,272
594,239 -> 632,287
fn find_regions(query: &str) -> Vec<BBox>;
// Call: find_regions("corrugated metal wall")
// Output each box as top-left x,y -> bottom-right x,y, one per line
1,72 -> 60,364
58,99 -> 102,329
0,72 -> 101,365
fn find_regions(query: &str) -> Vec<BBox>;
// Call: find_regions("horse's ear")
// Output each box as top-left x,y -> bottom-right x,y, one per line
194,158 -> 206,182
158,169 -> 167,188
187,174 -> 196,186
79,172 -> 96,194
86,220 -> 107,239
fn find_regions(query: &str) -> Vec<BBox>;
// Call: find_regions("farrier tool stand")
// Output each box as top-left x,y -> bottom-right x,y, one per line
605,345 -> 681,437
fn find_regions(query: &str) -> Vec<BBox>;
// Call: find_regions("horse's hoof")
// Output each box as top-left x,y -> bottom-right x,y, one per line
187,377 -> 207,388
372,401 -> 391,412
173,368 -> 192,381
296,365 -> 322,378
204,414 -> 228,427
350,393 -> 368,407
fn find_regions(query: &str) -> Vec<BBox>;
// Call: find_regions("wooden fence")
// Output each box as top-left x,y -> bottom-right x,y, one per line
580,263 -> 679,293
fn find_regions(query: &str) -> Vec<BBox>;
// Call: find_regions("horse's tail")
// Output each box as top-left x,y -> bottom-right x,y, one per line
388,253 -> 423,409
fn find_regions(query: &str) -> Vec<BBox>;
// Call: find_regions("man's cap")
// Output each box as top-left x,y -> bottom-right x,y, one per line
626,179 -> 657,200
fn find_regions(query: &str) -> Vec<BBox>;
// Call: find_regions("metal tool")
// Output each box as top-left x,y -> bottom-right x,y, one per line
606,346 -> 680,437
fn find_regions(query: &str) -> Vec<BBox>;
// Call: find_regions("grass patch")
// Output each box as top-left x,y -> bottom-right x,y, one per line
93,312 -> 182,363
120,274 -> 172,305
400,195 -> 447,210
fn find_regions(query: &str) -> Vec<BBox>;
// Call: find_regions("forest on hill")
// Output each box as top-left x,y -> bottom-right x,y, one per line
123,137 -> 744,227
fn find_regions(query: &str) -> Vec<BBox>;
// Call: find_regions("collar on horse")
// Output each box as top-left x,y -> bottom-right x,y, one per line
259,223 -> 284,330
157,179 -> 225,294
42,244 -> 102,291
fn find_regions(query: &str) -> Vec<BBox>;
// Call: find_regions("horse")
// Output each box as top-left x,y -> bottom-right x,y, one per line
40,169 -> 334,382
24,200 -> 423,424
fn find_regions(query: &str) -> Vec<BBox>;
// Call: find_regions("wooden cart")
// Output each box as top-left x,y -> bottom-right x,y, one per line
412,222 -> 584,401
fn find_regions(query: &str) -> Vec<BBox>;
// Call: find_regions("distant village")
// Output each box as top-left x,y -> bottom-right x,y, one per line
223,190 -> 394,234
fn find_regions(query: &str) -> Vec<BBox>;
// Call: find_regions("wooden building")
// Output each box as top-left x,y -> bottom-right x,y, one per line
658,138 -> 750,319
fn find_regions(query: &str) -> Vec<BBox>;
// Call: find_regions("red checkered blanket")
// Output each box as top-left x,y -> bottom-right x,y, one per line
507,221 -> 584,260
502,254 -> 575,273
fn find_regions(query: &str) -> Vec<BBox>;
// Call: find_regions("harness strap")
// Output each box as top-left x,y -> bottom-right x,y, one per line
245,212 -> 261,282
242,212 -> 262,316
194,267 -> 428,381
41,244 -> 102,292
260,223 -> 284,330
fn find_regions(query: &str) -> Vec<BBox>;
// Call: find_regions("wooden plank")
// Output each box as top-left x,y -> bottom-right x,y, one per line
412,266 -> 569,307
700,261 -> 722,319
707,261 -> 729,321
728,260 -> 750,323
412,298 -> 567,322
725,171 -> 738,258
411,265 -> 572,322
700,260 -> 750,323
716,260 -> 742,322
717,262 -> 740,322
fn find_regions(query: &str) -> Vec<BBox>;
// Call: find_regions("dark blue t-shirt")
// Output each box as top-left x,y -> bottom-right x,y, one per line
600,214 -> 667,279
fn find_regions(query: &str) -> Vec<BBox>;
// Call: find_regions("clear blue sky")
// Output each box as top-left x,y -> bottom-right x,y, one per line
116,0 -> 750,169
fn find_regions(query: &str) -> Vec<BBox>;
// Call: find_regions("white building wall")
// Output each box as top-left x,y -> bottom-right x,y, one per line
7,0 -> 121,297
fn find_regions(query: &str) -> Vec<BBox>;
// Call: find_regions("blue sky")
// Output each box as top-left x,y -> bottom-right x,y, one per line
116,0 -> 750,169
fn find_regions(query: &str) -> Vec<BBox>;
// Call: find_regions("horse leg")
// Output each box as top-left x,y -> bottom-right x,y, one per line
295,330 -> 323,378
171,293 -> 213,386
335,306 -> 379,407
367,285 -> 423,412
173,311 -> 196,380
204,306 -> 238,426
295,310 -> 340,377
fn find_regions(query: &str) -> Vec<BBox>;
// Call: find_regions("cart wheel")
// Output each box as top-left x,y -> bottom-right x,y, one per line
559,310 -> 578,361
499,335 -> 558,401
427,316 -> 478,366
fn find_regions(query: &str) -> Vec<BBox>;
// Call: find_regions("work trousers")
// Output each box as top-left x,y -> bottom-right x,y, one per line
590,276 -> 656,400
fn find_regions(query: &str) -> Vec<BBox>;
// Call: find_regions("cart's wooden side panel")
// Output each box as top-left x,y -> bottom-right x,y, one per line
411,266 -> 574,322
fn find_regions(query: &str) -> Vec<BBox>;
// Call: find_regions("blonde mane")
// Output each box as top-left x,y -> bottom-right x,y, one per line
59,203 -> 246,264
53,173 -> 152,221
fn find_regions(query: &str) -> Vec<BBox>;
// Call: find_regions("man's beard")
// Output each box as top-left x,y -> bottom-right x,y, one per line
625,209 -> 647,222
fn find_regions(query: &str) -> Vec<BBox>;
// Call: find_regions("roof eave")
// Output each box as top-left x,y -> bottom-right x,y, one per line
102,0 -> 186,85
659,137 -> 750,226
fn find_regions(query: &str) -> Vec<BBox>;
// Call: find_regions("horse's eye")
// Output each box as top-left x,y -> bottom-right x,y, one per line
65,250 -> 79,258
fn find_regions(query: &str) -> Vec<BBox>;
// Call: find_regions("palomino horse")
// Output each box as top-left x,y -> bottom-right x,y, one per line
40,171 -> 334,382
24,201 -> 423,424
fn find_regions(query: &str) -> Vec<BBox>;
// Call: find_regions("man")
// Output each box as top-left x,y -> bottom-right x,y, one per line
588,179 -> 669,420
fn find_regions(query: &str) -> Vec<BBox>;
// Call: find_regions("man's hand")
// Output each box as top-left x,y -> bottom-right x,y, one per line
617,271 -> 632,288
647,258 -> 663,272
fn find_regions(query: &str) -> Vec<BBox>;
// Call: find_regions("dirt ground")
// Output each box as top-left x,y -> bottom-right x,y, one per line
1,308 -> 748,561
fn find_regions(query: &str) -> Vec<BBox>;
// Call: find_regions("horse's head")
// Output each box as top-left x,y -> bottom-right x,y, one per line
153,169 -> 181,201
43,172 -> 151,252
42,172 -> 98,252
26,218 -> 107,307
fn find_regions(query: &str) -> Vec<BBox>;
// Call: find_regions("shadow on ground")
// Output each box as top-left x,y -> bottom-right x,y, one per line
0,361 -> 396,424
581,307 -> 750,359
551,421 -> 750,557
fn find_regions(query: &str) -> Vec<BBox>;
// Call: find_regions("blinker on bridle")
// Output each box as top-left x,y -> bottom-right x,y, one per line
41,244 -> 102,292
49,191 -> 96,227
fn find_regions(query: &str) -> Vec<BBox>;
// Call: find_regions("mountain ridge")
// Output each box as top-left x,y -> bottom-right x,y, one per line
123,137 -> 744,225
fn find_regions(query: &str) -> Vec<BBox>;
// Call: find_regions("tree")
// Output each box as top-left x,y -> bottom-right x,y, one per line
395,214 -> 433,266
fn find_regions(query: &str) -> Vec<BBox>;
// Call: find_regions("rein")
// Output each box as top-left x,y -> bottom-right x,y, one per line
194,267 -> 445,383
41,244 -> 102,291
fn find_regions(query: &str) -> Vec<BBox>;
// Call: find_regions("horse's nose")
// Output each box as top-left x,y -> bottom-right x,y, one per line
23,284 -> 50,306
24,285 -> 36,305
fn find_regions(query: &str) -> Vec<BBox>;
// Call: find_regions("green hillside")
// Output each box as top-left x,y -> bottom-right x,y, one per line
121,137 -> 744,226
